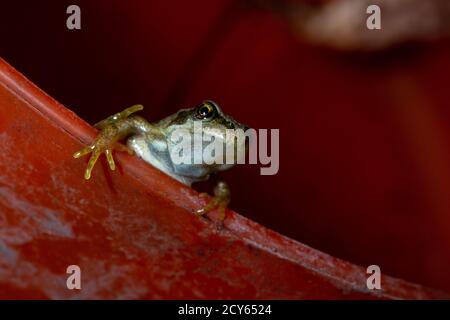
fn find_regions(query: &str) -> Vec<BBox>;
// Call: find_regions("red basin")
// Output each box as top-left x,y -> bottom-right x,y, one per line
1,0 -> 450,298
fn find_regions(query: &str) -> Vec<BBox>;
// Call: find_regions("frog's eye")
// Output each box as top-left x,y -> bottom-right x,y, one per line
195,102 -> 216,120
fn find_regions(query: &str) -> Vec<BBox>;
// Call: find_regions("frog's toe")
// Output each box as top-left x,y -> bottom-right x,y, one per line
94,104 -> 144,129
195,197 -> 220,217
120,104 -> 144,118
84,148 -> 102,180
105,149 -> 116,171
73,145 -> 95,159
195,197 -> 229,222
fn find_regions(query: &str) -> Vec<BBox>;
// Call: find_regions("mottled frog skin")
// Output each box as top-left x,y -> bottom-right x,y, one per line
73,101 -> 249,221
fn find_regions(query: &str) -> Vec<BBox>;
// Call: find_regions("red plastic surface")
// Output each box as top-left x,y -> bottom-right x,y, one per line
2,0 -> 450,299
0,58 -> 447,299
3,1 -> 450,292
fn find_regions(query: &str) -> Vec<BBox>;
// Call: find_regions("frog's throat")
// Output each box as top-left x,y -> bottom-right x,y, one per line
126,135 -> 199,186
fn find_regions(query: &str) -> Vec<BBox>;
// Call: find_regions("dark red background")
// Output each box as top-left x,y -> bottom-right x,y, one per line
1,0 -> 450,293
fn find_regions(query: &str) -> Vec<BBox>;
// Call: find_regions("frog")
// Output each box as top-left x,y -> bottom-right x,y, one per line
73,100 -> 249,221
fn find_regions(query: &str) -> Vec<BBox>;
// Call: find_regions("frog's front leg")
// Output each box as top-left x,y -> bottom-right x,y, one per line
73,104 -> 152,179
196,181 -> 231,222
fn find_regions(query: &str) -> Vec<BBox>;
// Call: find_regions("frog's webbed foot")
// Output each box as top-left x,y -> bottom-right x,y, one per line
195,181 -> 231,222
73,105 -> 143,180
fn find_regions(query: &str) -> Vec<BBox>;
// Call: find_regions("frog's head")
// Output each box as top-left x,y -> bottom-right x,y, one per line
165,100 -> 250,176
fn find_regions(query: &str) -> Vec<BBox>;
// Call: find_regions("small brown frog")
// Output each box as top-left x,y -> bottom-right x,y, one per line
73,101 -> 249,221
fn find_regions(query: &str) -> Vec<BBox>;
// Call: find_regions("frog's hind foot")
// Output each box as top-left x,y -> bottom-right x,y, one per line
195,181 -> 230,223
